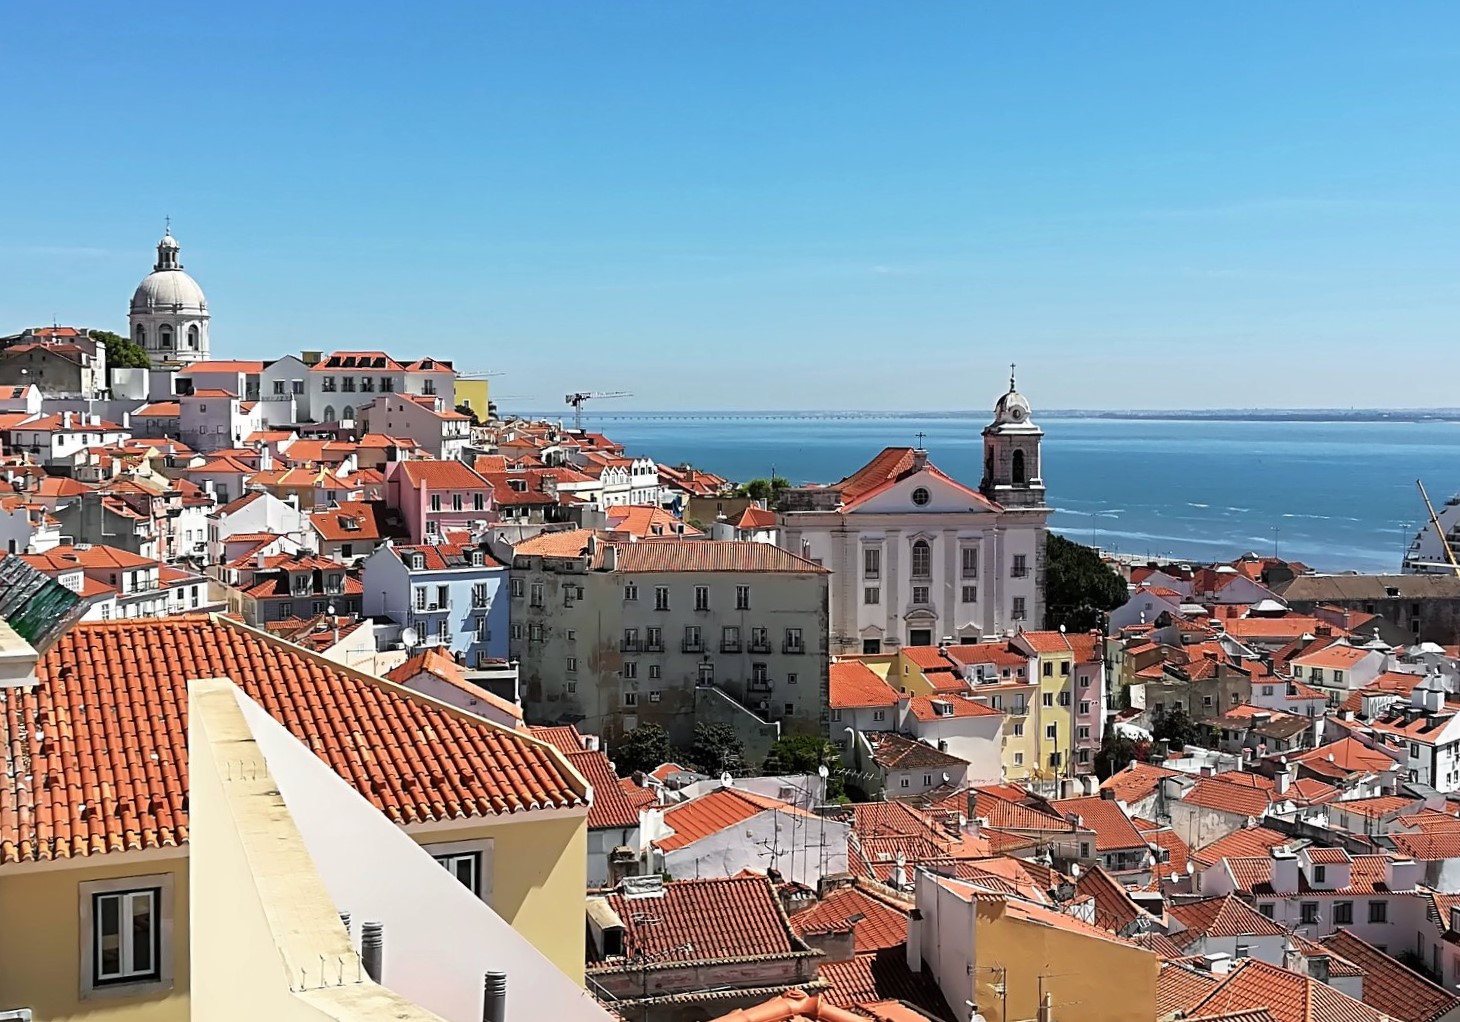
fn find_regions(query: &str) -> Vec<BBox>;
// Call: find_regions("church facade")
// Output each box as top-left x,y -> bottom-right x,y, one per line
779,374 -> 1050,655
129,227 -> 211,366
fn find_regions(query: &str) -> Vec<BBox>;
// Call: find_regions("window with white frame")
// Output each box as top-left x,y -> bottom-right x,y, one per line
736,585 -> 750,610
911,540 -> 931,578
912,585 -> 930,605
694,586 -> 710,611
961,547 -> 978,578
961,585 -> 976,603
864,547 -> 881,579
865,586 -> 880,605
82,874 -> 174,995
426,839 -> 493,905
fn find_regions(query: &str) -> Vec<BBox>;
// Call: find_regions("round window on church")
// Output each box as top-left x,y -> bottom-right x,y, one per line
1010,407 -> 1024,421
911,487 -> 930,506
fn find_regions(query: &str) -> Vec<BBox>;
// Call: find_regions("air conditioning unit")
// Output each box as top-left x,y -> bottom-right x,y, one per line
428,603 -> 439,611
0,1009 -> 33,1021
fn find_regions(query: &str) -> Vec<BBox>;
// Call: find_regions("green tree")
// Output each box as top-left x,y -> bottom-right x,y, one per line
1151,704 -> 1206,750
454,402 -> 480,426
1095,727 -> 1148,780
734,475 -> 791,502
690,722 -> 746,776
1043,533 -> 1128,633
612,724 -> 672,777
90,329 -> 150,371
762,735 -> 845,799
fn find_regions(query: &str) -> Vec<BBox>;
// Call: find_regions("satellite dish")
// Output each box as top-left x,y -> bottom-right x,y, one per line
1186,861 -> 1196,876
818,765 -> 830,779
327,602 -> 336,617
720,772 -> 733,787
942,772 -> 950,783
401,626 -> 419,648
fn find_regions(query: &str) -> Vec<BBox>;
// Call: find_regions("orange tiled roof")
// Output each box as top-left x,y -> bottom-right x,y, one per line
733,506 -> 778,530
655,787 -> 814,852
905,693 -> 1000,720
514,529 -> 598,558
309,500 -> 390,542
177,360 -> 265,374
23,543 -> 156,571
0,617 -> 585,864
1169,894 -> 1286,944
788,884 -> 910,952
1289,643 -> 1373,670
1180,774 -> 1275,819
1189,957 -> 1387,1022
1158,963 -> 1223,1018
1100,761 -> 1179,804
1192,825 -> 1293,867
1392,811 -> 1460,861
604,504 -> 703,539
607,540 -> 827,574
385,649 -> 522,722
396,459 -> 490,490
587,875 -> 801,966
829,660 -> 900,709
1318,929 -> 1460,1022
1048,795 -> 1149,852
817,948 -> 953,1020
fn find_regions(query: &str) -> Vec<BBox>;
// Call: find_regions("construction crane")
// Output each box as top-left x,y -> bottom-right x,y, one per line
565,391 -> 631,430
453,368 -> 505,379
1416,479 -> 1460,576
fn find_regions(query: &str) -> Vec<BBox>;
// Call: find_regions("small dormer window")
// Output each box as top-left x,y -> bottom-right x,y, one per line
471,551 -> 484,566
412,554 -> 425,571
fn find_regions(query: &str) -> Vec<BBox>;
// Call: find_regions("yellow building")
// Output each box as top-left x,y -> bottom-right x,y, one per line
0,616 -> 594,1022
912,871 -> 1157,1022
1011,629 -> 1104,781
455,378 -> 490,421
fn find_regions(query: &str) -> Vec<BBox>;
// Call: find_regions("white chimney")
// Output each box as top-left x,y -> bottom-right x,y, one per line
603,544 -> 617,572
1270,845 -> 1300,894
62,411 -> 73,430
1385,856 -> 1421,892
1274,761 -> 1292,796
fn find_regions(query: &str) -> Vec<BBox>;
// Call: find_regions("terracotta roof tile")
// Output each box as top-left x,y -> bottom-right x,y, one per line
514,528 -> 598,558
829,661 -> 900,709
0,617 -> 585,864
788,885 -> 910,952
396,460 -> 491,490
1048,795 -> 1149,852
1192,825 -> 1294,868
385,649 -> 523,722
1318,929 -> 1460,1022
587,875 -> 802,966
606,540 -> 827,574
1100,761 -> 1180,804
1190,957 -> 1387,1022
655,787 -> 813,852
1169,895 -> 1287,944
905,694 -> 1000,720
1158,962 -> 1223,1018
817,949 -> 953,1021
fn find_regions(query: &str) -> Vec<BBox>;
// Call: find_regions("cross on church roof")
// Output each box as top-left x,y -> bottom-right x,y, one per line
914,431 -> 927,450
1009,363 -> 1017,392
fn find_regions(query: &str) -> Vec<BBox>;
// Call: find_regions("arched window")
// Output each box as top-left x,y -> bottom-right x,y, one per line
134,324 -> 146,346
911,539 -> 931,578
323,405 -> 336,422
186,324 -> 199,349
159,325 -> 173,348
341,405 -> 354,421
1012,449 -> 1027,486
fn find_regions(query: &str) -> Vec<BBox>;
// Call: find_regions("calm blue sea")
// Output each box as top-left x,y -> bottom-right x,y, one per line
549,413 -> 1460,574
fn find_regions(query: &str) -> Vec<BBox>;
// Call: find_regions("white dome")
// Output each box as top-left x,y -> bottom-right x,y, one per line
131,269 -> 208,314
993,387 -> 1032,425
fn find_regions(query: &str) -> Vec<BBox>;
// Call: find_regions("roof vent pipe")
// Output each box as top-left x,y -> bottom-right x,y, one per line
361,920 -> 384,982
482,971 -> 507,1022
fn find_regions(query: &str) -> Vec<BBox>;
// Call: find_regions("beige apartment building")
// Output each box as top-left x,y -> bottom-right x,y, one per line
509,532 -> 830,750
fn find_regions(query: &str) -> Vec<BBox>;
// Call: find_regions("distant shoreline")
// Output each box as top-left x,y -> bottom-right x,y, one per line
515,409 -> 1460,424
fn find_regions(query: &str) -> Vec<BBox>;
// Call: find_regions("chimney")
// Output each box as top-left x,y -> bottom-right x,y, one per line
256,551 -> 268,570
482,971 -> 506,1022
1274,761 -> 1292,796
1099,788 -> 1116,801
1202,952 -> 1234,975
1270,845 -> 1300,894
1386,856 -> 1420,892
62,411 -> 73,430
603,543 -> 618,572
360,921 -> 384,982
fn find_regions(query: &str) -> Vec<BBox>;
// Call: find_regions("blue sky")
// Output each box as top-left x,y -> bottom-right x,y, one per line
3,3 -> 1458,410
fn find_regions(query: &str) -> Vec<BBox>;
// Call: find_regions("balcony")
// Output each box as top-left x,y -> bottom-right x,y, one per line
749,640 -> 772,654
645,639 -> 665,653
720,641 -> 742,654
681,639 -> 704,654
620,639 -> 641,653
782,642 -> 805,655
748,678 -> 772,694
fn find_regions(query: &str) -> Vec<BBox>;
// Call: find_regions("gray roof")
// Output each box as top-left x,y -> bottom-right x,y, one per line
1275,574 -> 1460,602
0,554 -> 88,653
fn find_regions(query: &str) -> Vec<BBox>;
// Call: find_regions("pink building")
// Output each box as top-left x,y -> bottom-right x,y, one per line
384,458 -> 494,543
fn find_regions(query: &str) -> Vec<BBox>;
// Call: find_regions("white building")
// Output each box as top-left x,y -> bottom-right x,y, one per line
780,375 -> 1050,654
178,389 -> 265,453
129,227 -> 210,366
357,392 -> 470,460
9,412 -> 130,467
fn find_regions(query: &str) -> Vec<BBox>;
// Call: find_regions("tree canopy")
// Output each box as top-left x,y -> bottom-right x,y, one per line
735,476 -> 791,502
1043,533 -> 1128,633
691,722 -> 746,776
1094,727 -> 1151,780
91,329 -> 150,371
1151,704 -> 1207,751
611,723 -> 672,778
762,734 -> 845,799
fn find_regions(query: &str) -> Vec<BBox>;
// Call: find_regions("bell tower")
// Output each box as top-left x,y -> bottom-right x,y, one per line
979,365 -> 1047,509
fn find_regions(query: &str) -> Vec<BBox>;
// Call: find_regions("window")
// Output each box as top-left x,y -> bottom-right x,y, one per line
864,547 -> 881,579
1334,670 -> 1344,684
784,703 -> 794,716
622,628 -> 639,651
1014,752 -> 1024,765
1258,902 -> 1274,918
1313,865 -> 1327,884
900,777 -> 910,788
623,692 -> 638,707
510,578 -> 525,598
912,585 -> 930,605
82,874 -> 173,995
784,628 -> 803,653
530,583 -> 543,608
751,662 -> 769,684
1060,662 -> 1070,676
452,493 -> 463,512
830,709 -> 843,722
649,665 -> 661,680
564,656 -> 578,674
511,623 -> 524,641
474,493 -> 485,511
1078,726 -> 1090,740
1300,902 -> 1318,924
646,627 -> 663,651
961,585 -> 976,603
1203,695 -> 1213,707
683,626 -> 702,652
427,840 -> 492,904
414,586 -> 427,611
624,583 -> 638,601
873,709 -> 886,722
787,672 -> 798,685
865,587 -> 880,605
1058,691 -> 1071,707
1013,722 -> 1024,737
1043,661 -> 1054,677
623,661 -> 638,680
472,582 -> 489,608
1011,554 -> 1027,578
1042,692 -> 1054,707
655,586 -> 670,610
1045,724 -> 1057,739
961,547 -> 978,579
1368,900 -> 1387,923
721,626 -> 740,652
1080,842 -> 1092,859
911,539 -> 931,577
1080,700 -> 1091,715
1012,597 -> 1026,620
649,690 -> 661,703
1334,901 -> 1353,924
273,380 -> 286,395
430,493 -> 442,512
694,586 -> 710,611
736,585 -> 750,610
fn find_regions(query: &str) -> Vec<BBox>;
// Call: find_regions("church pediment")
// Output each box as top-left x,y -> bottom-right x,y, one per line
842,466 -> 995,515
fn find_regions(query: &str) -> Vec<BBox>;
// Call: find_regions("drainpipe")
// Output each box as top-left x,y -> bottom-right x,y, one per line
361,921 -> 384,982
